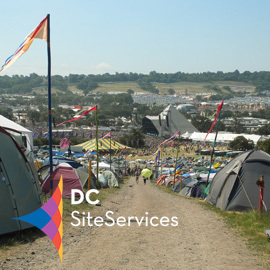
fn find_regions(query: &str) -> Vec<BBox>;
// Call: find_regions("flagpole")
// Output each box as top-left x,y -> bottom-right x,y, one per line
46,14 -> 53,195
160,145 -> 163,184
95,106 -> 99,188
173,132 -> 180,189
204,112 -> 221,196
109,132 -> 112,171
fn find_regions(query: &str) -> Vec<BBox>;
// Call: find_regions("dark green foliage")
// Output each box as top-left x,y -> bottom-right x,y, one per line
191,115 -> 212,132
1,70 -> 270,94
118,128 -> 145,148
229,136 -> 254,151
256,138 -> 270,154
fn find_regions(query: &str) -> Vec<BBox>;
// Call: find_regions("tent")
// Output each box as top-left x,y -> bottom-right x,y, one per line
41,163 -> 85,197
0,127 -> 42,235
43,155 -> 82,168
0,115 -> 33,149
103,170 -> 119,188
179,180 -> 198,196
173,177 -> 197,193
206,150 -> 270,211
0,115 -> 35,163
76,138 -> 130,152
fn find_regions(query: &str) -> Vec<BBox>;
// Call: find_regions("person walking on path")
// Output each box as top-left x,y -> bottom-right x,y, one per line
135,169 -> 140,184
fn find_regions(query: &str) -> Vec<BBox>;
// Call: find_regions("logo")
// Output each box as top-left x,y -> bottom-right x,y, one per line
14,176 -> 63,261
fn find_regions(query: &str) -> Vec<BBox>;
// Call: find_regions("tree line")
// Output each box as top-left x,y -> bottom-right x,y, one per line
1,70 -> 270,94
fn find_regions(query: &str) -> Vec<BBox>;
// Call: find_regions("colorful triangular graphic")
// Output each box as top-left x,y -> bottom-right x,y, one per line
14,176 -> 63,261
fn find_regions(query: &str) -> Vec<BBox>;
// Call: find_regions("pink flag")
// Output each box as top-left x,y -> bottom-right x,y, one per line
60,138 -> 69,149
159,131 -> 180,146
204,101 -> 223,142
56,105 -> 97,126
101,131 -> 111,139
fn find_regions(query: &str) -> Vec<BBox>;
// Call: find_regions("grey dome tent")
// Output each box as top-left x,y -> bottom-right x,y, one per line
206,150 -> 270,212
0,127 -> 42,235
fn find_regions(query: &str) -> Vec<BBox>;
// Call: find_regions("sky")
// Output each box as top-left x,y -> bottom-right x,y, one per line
0,0 -> 270,76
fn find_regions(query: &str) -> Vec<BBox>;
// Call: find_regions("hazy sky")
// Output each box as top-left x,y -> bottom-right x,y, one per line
0,0 -> 270,76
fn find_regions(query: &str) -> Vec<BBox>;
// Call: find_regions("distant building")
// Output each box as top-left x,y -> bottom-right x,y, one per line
142,105 -> 198,137
176,104 -> 195,112
223,117 -> 270,132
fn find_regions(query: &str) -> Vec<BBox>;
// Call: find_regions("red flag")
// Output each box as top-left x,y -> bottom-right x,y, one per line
60,138 -> 69,149
204,101 -> 223,142
100,131 -> 111,139
56,105 -> 97,126
118,147 -> 126,156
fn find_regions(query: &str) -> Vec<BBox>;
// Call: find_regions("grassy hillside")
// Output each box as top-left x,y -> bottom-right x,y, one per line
57,81 -> 256,95
94,82 -> 145,93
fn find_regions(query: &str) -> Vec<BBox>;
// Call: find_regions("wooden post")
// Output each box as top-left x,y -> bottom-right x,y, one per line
88,160 -> 92,190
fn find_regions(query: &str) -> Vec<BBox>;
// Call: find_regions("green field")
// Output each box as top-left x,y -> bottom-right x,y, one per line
153,82 -> 213,94
94,82 -> 145,93
45,81 -> 256,95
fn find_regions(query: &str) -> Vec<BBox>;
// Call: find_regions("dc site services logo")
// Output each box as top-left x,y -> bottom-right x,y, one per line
14,176 -> 63,261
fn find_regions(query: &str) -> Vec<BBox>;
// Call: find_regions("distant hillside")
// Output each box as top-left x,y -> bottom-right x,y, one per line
0,70 -> 268,95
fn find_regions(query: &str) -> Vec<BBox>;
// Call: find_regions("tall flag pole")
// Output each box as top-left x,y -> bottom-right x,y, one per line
173,131 -> 181,189
95,106 -> 99,188
46,14 -> 54,195
204,101 -> 224,197
110,132 -> 112,171
0,14 -> 53,192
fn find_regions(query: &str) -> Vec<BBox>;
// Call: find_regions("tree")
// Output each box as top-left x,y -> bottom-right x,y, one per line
127,89 -> 134,95
257,124 -> 270,135
0,108 -> 14,120
256,138 -> 270,154
118,128 -> 145,148
168,88 -> 175,95
229,136 -> 254,151
191,115 -> 212,132
28,110 -> 41,125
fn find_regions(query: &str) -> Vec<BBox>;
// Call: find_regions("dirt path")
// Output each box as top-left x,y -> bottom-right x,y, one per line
0,177 -> 267,270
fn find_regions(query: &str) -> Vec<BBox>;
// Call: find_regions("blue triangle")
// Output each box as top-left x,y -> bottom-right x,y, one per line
14,208 -> 51,230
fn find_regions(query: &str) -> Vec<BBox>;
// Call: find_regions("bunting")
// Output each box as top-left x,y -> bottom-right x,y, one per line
159,131 -> 180,146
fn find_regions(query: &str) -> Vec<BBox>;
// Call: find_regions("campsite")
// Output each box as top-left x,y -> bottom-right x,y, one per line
1,3 -> 270,268
1,113 -> 270,269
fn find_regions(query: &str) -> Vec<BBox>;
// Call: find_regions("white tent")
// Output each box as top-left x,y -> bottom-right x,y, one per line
0,115 -> 33,151
188,131 -> 263,145
92,162 -> 115,172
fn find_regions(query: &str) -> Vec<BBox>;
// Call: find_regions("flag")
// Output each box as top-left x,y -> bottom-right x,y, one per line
118,147 -> 126,156
0,16 -> 48,73
101,131 -> 111,139
159,131 -> 180,146
204,101 -> 223,142
56,105 -> 97,126
60,138 -> 69,149
172,164 -> 181,176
